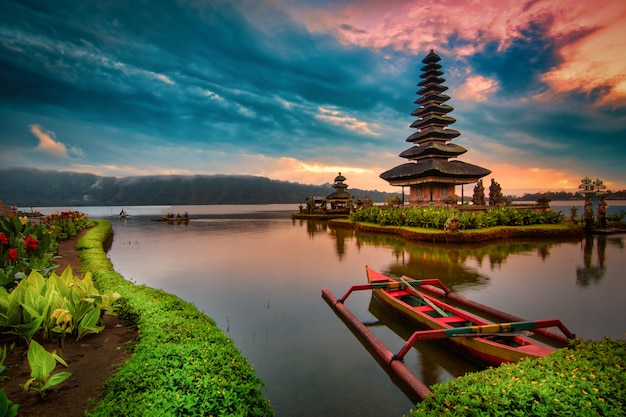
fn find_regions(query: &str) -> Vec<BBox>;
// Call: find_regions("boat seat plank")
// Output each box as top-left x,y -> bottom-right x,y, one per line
389,290 -> 411,297
436,316 -> 467,323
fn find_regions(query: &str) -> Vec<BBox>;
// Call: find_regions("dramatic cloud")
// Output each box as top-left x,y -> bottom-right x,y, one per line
31,125 -> 68,158
0,0 -> 624,195
295,0 -> 626,106
456,75 -> 499,102
315,107 -> 381,136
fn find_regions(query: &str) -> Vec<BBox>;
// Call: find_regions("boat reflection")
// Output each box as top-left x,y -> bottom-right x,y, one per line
366,295 -> 481,387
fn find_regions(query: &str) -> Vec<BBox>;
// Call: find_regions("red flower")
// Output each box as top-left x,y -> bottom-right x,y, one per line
24,236 -> 39,251
0,233 -> 8,246
9,212 -> 15,217
7,248 -> 18,261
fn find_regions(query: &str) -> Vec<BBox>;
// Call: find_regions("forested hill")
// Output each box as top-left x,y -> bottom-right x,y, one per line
0,168 -> 399,206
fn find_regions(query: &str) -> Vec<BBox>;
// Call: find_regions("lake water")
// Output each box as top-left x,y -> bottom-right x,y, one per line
34,202 -> 626,417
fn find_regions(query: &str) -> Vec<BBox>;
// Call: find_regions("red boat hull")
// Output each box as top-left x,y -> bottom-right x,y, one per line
366,267 -> 554,366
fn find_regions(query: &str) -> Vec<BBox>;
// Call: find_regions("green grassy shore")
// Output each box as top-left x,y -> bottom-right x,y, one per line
77,220 -> 273,417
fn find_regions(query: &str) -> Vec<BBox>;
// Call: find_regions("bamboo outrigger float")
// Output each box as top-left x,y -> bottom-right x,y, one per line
321,266 -> 576,402
321,287 -> 433,403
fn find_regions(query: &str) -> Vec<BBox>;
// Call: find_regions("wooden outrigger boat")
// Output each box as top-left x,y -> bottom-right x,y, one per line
363,266 -> 574,366
321,266 -> 576,401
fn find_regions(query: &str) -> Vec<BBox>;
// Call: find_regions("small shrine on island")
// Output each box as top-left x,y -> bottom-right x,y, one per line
578,176 -> 608,229
326,173 -> 352,210
293,173 -> 356,219
380,50 -> 491,206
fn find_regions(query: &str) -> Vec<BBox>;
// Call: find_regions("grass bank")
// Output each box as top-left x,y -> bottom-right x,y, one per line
411,338 -> 626,416
76,220 -> 273,417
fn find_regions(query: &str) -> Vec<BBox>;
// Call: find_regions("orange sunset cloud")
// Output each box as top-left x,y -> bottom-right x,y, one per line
294,0 -> 626,106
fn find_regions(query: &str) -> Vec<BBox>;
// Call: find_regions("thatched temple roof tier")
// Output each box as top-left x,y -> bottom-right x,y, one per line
418,76 -> 446,87
406,127 -> 461,142
399,143 -> 467,159
416,94 -> 450,105
417,84 -> 448,96
412,103 -> 454,117
380,160 -> 491,184
422,50 -> 442,64
410,115 -> 456,129
419,69 -> 443,78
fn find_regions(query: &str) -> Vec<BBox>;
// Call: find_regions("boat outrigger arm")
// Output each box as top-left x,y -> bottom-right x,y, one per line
335,278 -> 451,304
392,319 -> 576,364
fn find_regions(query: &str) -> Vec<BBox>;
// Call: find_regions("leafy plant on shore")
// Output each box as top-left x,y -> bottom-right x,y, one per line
0,389 -> 18,417
0,268 -> 119,344
607,210 -> 626,222
20,340 -> 71,399
0,345 -> 7,377
412,338 -> 626,416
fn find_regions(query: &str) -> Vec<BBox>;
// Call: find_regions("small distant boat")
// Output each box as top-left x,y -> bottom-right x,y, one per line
161,216 -> 190,222
363,266 -> 573,366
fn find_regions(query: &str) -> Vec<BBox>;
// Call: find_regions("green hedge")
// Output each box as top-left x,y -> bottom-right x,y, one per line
412,338 -> 625,416
351,206 -> 564,229
78,220 -> 273,417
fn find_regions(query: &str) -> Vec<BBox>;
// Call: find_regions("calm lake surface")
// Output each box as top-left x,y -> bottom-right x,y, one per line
37,202 -> 626,416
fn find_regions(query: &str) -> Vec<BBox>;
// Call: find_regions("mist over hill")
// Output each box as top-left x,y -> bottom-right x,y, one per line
1,168 -> 399,207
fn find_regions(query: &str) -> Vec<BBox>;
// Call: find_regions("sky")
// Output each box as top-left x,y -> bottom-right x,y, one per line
1,0 -> 625,196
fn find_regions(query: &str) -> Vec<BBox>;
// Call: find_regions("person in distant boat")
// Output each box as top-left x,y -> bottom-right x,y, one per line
184,212 -> 189,218
120,209 -> 127,216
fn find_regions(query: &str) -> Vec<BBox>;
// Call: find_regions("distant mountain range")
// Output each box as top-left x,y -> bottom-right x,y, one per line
1,167 -> 399,207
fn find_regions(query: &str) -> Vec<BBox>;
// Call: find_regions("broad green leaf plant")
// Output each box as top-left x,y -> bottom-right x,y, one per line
20,340 -> 71,399
0,267 -> 120,344
0,389 -> 18,417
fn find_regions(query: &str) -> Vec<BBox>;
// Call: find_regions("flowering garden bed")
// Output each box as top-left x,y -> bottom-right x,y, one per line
0,211 -> 129,417
0,211 -> 93,289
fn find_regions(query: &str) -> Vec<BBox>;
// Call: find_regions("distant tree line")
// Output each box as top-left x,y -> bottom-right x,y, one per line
0,168 -> 399,206
508,190 -> 626,201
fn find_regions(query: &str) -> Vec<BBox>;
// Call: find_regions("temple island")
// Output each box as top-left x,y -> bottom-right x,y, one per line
294,50 -> 619,234
292,173 -> 372,219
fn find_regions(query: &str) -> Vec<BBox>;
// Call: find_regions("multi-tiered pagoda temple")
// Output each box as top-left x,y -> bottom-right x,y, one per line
326,172 -> 352,210
380,50 -> 491,205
